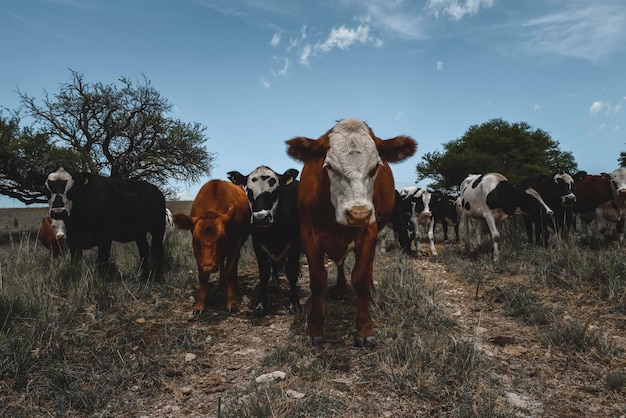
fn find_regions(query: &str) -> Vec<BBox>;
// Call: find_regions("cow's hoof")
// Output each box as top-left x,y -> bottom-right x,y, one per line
289,302 -> 302,315
227,306 -> 240,314
192,309 -> 205,316
310,336 -> 324,346
254,306 -> 267,317
354,336 -> 377,348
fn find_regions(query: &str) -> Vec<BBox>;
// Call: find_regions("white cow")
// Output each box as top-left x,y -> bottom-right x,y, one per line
400,187 -> 434,255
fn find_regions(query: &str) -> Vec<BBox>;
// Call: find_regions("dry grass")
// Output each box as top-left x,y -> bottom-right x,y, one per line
0,209 -> 625,417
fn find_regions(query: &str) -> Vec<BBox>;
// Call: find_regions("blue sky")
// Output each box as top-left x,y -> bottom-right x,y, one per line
1,0 -> 625,208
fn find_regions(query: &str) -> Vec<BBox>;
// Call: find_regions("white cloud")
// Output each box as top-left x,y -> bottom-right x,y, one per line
534,104 -> 541,112
425,0 -> 494,21
300,22 -> 308,39
274,58 -> 290,75
270,32 -> 281,47
436,61 -> 443,71
299,44 -> 312,65
521,1 -> 626,63
316,24 -> 371,52
260,77 -> 270,88
589,100 -> 623,115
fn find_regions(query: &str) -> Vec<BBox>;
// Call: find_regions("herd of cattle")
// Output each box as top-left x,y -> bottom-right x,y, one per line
33,118 -> 626,347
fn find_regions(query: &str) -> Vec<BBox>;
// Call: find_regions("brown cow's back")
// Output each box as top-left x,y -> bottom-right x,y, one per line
572,174 -> 612,214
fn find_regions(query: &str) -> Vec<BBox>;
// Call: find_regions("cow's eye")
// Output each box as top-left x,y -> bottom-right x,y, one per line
324,164 -> 337,175
368,164 -> 379,178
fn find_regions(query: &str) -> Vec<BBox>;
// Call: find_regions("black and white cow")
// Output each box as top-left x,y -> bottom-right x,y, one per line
430,190 -> 461,243
400,186 -> 434,255
227,166 -> 302,316
459,172 -> 554,261
520,170 -> 576,244
45,167 -> 166,279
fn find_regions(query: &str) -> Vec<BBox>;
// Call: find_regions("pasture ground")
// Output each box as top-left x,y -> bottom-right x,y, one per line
0,203 -> 625,417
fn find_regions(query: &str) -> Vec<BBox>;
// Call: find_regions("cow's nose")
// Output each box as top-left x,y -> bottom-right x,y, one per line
421,211 -> 432,218
346,206 -> 371,225
252,211 -> 272,225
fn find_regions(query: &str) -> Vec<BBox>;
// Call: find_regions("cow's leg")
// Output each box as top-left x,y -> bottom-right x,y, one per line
352,230 -> 377,348
411,217 -> 421,254
441,221 -> 449,242
304,247 -> 327,345
253,244 -> 272,316
523,215 -> 534,244
428,218 -> 437,256
286,246 -> 302,315
96,241 -> 113,277
194,271 -> 210,314
483,214 -> 500,261
463,214 -> 471,251
223,245 -> 243,313
336,262 -> 348,300
135,237 -> 150,279
149,233 -> 165,280
615,216 -> 624,242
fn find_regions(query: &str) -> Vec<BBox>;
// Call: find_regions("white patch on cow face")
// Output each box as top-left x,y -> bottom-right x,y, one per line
50,218 -> 66,239
610,168 -> 626,203
324,119 -> 381,226
553,172 -> 576,206
246,166 -> 281,225
45,168 -> 74,218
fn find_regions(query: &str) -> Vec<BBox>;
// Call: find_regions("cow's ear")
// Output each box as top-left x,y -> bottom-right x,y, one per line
286,137 -> 327,163
281,169 -> 299,186
172,213 -> 194,230
375,135 -> 417,163
227,171 -> 247,186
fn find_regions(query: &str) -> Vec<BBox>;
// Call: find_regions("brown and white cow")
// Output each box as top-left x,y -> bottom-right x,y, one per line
572,168 -> 626,240
38,216 -> 67,258
286,118 -> 416,347
173,180 -> 251,314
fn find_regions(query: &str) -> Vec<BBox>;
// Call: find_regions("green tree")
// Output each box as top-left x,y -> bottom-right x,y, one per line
416,118 -> 577,191
12,69 -> 214,202
618,152 -> 626,167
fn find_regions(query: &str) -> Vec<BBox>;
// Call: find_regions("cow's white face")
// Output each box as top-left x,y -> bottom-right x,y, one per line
243,166 -> 281,226
324,119 -> 381,226
553,172 -> 576,206
610,168 -> 626,203
50,218 -> 67,240
228,166 -> 298,226
45,168 -> 74,219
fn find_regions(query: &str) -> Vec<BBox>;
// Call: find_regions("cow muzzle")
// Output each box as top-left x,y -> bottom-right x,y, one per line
345,206 -> 372,226
252,210 -> 273,226
561,194 -> 576,207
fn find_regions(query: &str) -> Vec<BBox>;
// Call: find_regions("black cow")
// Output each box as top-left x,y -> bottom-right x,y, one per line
227,166 -> 302,316
430,190 -> 460,243
45,167 -> 166,279
520,171 -> 576,244
387,190 -> 412,254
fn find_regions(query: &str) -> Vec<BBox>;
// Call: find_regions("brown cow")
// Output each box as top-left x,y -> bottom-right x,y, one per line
572,170 -> 626,240
38,216 -> 67,257
286,118 -> 416,347
173,180 -> 251,313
